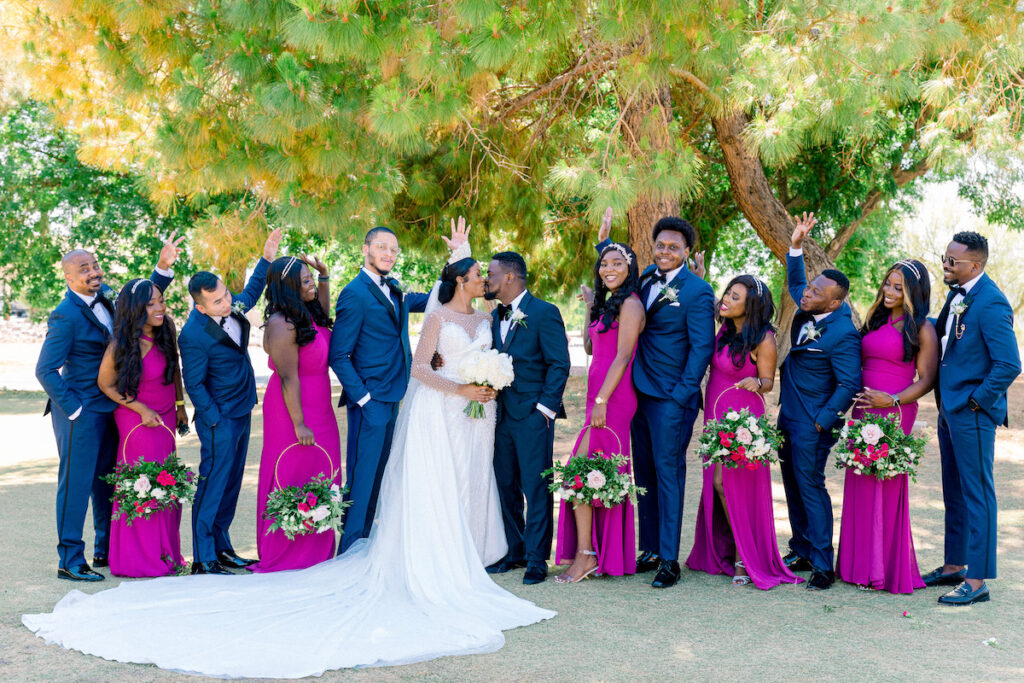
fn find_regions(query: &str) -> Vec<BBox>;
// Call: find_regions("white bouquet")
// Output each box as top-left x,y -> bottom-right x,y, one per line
456,348 -> 515,418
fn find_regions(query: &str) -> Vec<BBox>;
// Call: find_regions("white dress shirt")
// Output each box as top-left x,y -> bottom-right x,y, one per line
646,265 -> 684,309
941,272 -> 983,358
213,314 -> 243,347
362,267 -> 397,310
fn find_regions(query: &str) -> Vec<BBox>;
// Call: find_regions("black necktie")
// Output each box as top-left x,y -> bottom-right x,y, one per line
649,272 -> 667,285
949,285 -> 967,297
496,304 -> 512,320
219,316 -> 229,328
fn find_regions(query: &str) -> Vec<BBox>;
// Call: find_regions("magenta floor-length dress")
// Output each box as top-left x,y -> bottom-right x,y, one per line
685,331 -> 801,589
836,317 -> 925,594
252,323 -> 342,573
109,337 -> 185,577
555,313 -> 638,576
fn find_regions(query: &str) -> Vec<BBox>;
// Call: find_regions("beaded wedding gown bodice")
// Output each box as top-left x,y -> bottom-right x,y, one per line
23,303 -> 552,678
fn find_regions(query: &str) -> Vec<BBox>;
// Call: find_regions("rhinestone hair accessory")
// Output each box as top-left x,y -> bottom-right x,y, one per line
895,259 -> 922,280
282,256 -> 299,277
752,278 -> 763,296
131,279 -> 149,295
602,243 -> 633,265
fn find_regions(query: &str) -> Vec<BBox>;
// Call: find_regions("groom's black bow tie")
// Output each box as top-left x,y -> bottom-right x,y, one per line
949,285 -> 967,297
649,271 -> 667,285
382,277 -> 401,295
89,295 -> 108,310
219,316 -> 229,328
496,303 -> 513,320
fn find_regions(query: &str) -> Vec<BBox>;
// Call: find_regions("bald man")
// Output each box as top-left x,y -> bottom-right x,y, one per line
35,237 -> 182,581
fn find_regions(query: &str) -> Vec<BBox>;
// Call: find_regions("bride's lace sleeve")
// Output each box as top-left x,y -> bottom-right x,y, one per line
412,310 -> 463,394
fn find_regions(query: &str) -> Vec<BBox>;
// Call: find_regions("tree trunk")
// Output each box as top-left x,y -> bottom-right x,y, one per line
622,87 -> 679,268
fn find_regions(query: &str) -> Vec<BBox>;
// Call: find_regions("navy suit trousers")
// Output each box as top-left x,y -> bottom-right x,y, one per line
938,408 -> 998,580
778,415 -> 838,572
340,399 -> 400,553
192,414 -> 251,563
53,407 -> 117,569
631,394 -> 699,562
492,409 -> 556,566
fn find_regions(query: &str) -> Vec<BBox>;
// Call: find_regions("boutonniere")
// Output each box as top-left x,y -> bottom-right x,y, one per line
509,309 -> 528,329
104,289 -> 117,304
231,301 -> 247,316
804,322 -> 822,342
661,286 -> 679,303
951,300 -> 969,317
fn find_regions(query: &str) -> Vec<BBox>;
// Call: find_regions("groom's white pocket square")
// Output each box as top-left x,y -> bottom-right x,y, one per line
669,302 -> 680,307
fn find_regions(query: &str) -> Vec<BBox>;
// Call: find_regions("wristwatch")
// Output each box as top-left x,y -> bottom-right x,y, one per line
890,394 -> 901,408
594,396 -> 606,405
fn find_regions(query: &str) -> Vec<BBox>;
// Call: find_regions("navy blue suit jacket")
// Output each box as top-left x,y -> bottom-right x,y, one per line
935,273 -> 1020,426
329,270 -> 429,407
778,253 -> 862,430
491,292 -> 571,421
36,270 -> 173,417
178,258 -> 270,427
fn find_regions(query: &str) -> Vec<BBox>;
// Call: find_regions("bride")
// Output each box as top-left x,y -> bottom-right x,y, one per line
23,252 -> 555,679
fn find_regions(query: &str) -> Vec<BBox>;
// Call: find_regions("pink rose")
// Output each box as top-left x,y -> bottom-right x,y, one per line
297,502 -> 310,513
156,470 -> 177,487
572,475 -> 584,490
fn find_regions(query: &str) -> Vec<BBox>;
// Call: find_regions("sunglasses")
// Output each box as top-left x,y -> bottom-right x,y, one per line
940,256 -> 979,268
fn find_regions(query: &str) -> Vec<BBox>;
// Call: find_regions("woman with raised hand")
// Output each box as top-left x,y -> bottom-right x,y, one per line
97,278 -> 187,577
554,239 -> 644,583
837,259 -> 937,593
251,255 -> 341,573
685,275 -> 802,589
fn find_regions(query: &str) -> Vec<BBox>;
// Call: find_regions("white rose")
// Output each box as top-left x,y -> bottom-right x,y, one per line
151,488 -> 166,500
735,427 -> 753,445
726,411 -> 740,421
860,423 -> 884,446
586,470 -> 607,488
133,475 -> 152,496
310,505 -> 330,522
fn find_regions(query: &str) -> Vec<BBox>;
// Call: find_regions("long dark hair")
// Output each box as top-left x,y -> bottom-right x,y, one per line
264,256 -> 333,347
112,278 -> 178,402
716,275 -> 776,368
438,258 -> 476,304
862,259 -> 930,362
590,243 -> 641,333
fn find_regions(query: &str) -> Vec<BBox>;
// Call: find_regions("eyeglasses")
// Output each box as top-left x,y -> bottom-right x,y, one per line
940,256 -> 979,268
371,242 -> 401,256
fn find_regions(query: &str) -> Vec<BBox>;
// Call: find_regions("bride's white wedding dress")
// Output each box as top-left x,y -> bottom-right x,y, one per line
22,306 -> 554,679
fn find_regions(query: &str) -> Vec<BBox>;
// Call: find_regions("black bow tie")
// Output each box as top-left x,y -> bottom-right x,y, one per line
496,303 -> 513,320
382,277 -> 400,295
89,295 -> 107,310
219,316 -> 229,328
949,285 -> 967,297
649,271 -> 667,285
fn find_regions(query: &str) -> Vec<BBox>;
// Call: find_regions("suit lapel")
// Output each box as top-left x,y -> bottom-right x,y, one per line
944,275 -> 988,356
934,289 -> 956,348
646,269 -> 687,319
500,292 -> 532,353
235,311 -> 251,349
203,314 -> 240,350
360,271 -> 399,326
491,309 -> 502,350
68,290 -> 111,338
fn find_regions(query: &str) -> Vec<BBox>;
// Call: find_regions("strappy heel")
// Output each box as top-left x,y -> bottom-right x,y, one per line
732,560 -> 752,586
555,550 -> 599,584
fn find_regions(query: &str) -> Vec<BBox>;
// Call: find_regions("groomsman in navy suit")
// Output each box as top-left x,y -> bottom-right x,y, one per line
922,231 -> 1020,606
596,216 -> 715,588
178,229 -> 281,574
330,221 -> 468,553
484,251 -> 570,585
779,213 -> 862,591
35,236 -> 182,581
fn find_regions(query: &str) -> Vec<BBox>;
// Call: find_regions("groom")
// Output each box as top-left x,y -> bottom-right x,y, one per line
923,231 -> 1020,606
484,252 -> 571,585
330,221 -> 468,552
35,236 -> 181,581
779,213 -> 861,591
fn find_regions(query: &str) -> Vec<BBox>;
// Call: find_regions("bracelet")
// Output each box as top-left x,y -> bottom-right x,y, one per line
318,275 -> 330,282
175,400 -> 185,407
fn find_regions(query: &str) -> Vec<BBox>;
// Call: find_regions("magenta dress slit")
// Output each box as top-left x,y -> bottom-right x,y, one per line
109,337 -> 185,577
555,315 -> 638,576
252,323 -> 342,573
685,331 -> 802,589
836,317 -> 926,593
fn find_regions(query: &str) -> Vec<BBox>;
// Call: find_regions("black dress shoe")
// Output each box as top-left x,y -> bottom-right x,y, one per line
806,570 -> 835,591
636,551 -> 661,573
486,559 -> 527,574
57,565 -> 104,582
190,561 -> 233,575
651,560 -> 681,588
783,551 -> 814,572
91,554 -> 108,568
921,566 -> 968,587
523,564 -> 548,585
217,551 -> 257,569
938,581 -> 990,606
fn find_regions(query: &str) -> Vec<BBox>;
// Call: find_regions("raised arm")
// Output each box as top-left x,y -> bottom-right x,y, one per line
35,309 -> 80,417
97,343 -> 162,427
265,315 -> 314,446
786,212 -> 816,305
590,297 -> 644,429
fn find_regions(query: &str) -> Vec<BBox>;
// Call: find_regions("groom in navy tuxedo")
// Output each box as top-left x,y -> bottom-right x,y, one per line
922,231 -> 1020,606
778,213 -> 862,591
35,236 -> 181,581
330,222 -> 467,552
598,216 -> 715,588
178,229 -> 281,574
483,251 -> 570,585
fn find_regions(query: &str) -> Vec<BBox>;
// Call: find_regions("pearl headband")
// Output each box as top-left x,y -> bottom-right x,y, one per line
131,279 -> 149,295
282,256 -> 299,277
894,259 -> 921,280
752,278 -> 763,296
603,243 -> 633,265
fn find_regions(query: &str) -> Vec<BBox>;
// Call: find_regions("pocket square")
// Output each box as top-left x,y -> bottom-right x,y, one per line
669,302 -> 680,307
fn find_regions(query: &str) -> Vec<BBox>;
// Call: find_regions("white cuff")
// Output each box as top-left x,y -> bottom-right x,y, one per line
357,393 -> 371,407
788,247 -> 803,257
536,403 -> 556,419
68,406 -> 82,421
154,265 -> 173,277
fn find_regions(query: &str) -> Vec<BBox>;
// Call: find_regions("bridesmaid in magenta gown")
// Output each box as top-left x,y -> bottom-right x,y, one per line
555,241 -> 644,583
838,259 -> 937,593
98,279 -> 187,577
252,255 -> 342,573
685,275 -> 801,589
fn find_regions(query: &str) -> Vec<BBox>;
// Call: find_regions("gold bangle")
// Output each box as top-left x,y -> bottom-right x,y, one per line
175,400 -> 185,407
